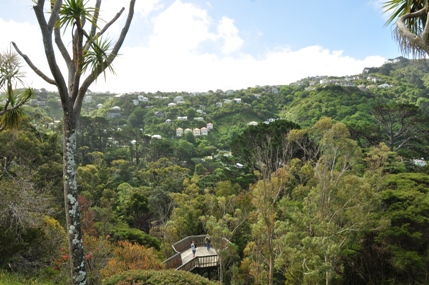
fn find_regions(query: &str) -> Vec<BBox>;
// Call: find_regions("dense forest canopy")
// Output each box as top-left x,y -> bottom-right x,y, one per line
1,57 -> 429,284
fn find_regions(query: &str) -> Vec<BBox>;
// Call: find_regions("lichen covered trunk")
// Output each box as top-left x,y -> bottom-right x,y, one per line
63,115 -> 87,285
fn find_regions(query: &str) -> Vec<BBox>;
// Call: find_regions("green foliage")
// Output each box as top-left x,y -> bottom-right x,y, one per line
230,119 -> 302,175
102,269 -> 218,285
0,270 -> 55,285
110,222 -> 161,250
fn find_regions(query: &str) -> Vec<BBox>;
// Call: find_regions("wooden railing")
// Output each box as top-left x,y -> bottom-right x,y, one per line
163,234 -> 220,271
177,254 -> 218,271
171,235 -> 206,253
163,252 -> 182,269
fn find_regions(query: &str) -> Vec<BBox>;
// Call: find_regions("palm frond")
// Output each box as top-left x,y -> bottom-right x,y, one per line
55,0 -> 97,30
82,36 -> 116,81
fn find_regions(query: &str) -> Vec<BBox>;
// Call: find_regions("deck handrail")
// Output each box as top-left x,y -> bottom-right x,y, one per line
163,251 -> 182,269
171,235 -> 206,253
176,254 -> 218,271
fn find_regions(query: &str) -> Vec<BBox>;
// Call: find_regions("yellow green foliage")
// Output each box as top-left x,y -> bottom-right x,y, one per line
100,241 -> 163,279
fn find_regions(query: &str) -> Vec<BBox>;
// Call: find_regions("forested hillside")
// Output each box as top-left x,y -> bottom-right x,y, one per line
1,58 -> 429,284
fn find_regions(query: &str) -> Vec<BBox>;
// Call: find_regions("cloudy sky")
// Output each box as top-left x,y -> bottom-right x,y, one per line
0,0 -> 400,93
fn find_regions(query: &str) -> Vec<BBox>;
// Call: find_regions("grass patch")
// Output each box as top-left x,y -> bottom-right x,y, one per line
0,271 -> 55,285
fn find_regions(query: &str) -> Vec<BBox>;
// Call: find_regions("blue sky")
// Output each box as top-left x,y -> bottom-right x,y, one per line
0,0 -> 401,93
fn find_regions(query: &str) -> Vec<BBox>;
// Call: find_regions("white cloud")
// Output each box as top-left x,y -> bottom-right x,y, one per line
148,0 -> 214,53
0,1 -> 387,94
217,17 -> 243,54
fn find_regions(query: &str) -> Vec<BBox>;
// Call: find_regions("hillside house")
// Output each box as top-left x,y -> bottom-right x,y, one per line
168,103 -> 177,107
233,98 -> 242,103
215,102 -> 223,107
176,128 -> 183,137
155,112 -> 165,118
226,90 -> 234,95
177,116 -> 188,121
378,83 -> 391,88
184,128 -> 192,134
207,122 -> 213,130
174,96 -> 184,102
151,135 -> 162,139
194,117 -> 204,121
138,96 -> 149,102
193,128 -> 201,136
201,127 -> 208,136
166,119 -> 172,124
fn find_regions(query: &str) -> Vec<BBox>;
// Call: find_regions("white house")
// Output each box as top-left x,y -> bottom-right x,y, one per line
176,128 -> 183,137
184,128 -> 192,134
207,122 -> 213,130
193,128 -> 201,136
177,116 -> 188,121
174,96 -> 184,102
201,127 -> 208,136
247,121 -> 258,126
151,134 -> 162,139
138,95 -> 149,102
168,103 -> 177,107
233,98 -> 242,103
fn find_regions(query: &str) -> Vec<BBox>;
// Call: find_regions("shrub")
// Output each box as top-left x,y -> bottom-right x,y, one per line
100,241 -> 163,279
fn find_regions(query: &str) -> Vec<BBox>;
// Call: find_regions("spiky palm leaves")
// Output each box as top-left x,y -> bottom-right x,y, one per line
383,0 -> 429,57
56,0 -> 116,80
0,50 -> 32,131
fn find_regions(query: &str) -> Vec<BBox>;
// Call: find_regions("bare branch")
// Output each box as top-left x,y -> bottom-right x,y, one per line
83,6 -> 125,52
77,0 -> 135,113
11,42 -> 56,85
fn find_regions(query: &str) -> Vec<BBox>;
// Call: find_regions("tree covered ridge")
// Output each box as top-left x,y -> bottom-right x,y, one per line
1,57 -> 429,284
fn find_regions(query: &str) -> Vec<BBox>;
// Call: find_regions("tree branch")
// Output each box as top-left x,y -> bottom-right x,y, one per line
77,0 -> 135,113
397,7 -> 428,53
11,42 -> 56,85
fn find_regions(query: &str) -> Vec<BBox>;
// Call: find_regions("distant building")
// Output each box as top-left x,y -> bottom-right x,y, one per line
151,134 -> 162,139
155,112 -> 165,118
174,96 -> 184,102
201,127 -> 208,136
207,122 -> 213,130
193,128 -> 201,136
138,95 -> 149,102
176,128 -> 183,137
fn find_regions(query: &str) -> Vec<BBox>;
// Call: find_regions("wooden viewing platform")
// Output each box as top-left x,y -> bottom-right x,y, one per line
163,235 -> 219,271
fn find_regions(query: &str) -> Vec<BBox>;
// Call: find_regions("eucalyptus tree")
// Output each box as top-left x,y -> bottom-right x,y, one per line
0,50 -> 32,131
12,1 -> 136,284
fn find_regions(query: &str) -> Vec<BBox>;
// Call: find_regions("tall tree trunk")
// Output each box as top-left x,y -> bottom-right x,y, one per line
63,113 -> 87,285
269,254 -> 274,285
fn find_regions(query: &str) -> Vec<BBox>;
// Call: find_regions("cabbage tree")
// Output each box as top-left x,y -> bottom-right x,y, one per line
12,1 -> 136,284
